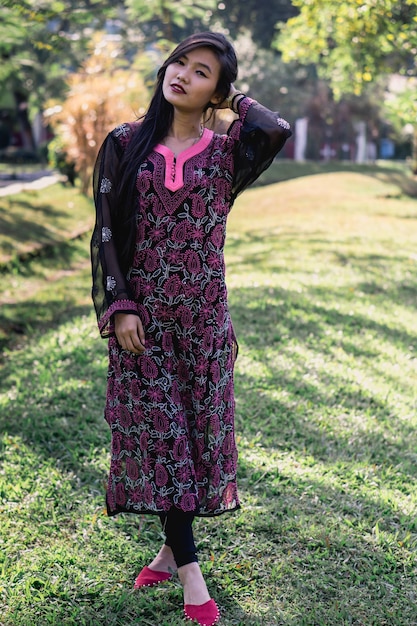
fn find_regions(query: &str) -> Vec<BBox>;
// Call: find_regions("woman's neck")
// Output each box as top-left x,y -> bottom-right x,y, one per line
167,112 -> 203,141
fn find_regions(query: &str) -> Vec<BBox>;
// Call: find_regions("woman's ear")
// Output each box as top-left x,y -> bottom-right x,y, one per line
208,92 -> 224,108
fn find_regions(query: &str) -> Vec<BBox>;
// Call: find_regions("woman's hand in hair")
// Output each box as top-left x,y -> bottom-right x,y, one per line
114,313 -> 146,354
217,84 -> 237,109
218,84 -> 245,111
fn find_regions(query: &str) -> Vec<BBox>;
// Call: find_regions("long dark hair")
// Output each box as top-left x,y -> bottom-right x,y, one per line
115,32 -> 238,272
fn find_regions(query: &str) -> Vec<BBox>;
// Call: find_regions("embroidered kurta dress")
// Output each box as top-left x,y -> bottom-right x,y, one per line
91,97 -> 291,517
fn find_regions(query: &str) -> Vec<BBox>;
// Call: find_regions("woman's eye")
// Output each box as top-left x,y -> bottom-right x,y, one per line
196,70 -> 207,77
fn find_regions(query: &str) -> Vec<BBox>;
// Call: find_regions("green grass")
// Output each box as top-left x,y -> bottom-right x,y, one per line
0,184 -> 93,266
0,163 -> 417,625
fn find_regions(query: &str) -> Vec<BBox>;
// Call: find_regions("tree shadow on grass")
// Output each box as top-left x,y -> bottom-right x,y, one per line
0,298 -> 92,352
1,271 -> 416,625
371,168 -> 417,199
0,237 -> 92,351
233,454 -> 417,624
227,281 -> 416,619
229,283 -> 417,476
226,230 -> 416,281
0,198 -> 70,252
1,275 -> 415,501
230,281 -> 417,355
256,160 -> 417,199
0,297 -> 108,492
235,364 -> 417,483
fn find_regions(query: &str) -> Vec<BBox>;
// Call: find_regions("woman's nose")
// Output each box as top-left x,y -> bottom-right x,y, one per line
177,70 -> 188,83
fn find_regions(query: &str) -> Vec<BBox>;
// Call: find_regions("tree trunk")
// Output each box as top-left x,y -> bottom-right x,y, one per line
13,91 -> 37,153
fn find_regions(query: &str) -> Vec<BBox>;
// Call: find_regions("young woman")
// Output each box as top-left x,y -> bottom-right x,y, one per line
91,31 -> 291,626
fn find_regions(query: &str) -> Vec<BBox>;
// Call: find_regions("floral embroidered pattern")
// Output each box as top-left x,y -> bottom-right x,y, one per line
100,177 -> 112,193
276,117 -> 291,130
106,275 -> 116,291
113,123 -> 130,138
105,133 -> 240,518
102,226 -> 112,242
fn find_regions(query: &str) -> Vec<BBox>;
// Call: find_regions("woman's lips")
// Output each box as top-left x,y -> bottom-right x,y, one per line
170,83 -> 186,94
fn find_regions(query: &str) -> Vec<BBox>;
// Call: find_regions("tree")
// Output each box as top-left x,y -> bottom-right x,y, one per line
214,0 -> 297,49
275,0 -> 417,170
384,76 -> 417,169
125,0 -> 297,49
0,0 -> 118,152
275,0 -> 417,97
125,0 -> 217,43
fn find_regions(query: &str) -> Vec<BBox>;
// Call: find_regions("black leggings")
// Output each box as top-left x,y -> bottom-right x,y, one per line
159,508 -> 198,568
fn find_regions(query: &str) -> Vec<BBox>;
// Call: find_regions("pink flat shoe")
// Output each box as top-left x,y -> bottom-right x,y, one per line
184,599 -> 220,625
134,565 -> 173,589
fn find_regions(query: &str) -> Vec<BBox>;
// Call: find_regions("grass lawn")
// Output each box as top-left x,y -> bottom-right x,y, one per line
0,162 -> 416,625
0,184 -> 93,266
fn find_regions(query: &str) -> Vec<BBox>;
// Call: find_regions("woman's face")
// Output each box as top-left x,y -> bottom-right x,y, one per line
162,46 -> 222,114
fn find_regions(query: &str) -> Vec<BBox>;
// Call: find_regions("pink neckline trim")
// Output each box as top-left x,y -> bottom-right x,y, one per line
154,128 -> 213,192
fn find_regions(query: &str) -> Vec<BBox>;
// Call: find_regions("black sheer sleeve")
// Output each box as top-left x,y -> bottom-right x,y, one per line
228,97 -> 292,200
91,124 -> 139,338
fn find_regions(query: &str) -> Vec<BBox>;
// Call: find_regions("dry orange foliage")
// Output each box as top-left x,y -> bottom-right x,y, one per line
46,36 -> 150,194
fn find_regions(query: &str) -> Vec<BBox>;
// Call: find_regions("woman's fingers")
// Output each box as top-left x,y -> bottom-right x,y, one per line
115,313 -> 146,353
125,334 -> 145,354
136,316 -> 146,348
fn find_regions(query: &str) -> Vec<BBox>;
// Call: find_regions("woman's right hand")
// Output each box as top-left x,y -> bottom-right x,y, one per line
114,313 -> 146,354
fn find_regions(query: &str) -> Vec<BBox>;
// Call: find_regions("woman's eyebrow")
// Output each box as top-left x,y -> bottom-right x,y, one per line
182,54 -> 212,74
195,62 -> 212,73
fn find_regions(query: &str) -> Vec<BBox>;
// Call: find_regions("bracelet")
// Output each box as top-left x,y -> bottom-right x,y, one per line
225,92 -> 234,107
230,92 -> 246,113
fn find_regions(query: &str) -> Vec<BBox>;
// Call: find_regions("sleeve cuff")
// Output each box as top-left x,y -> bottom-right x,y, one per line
98,299 -> 139,337
228,97 -> 255,140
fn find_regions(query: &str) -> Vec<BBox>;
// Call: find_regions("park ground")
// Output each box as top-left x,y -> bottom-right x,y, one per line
0,160 -> 416,625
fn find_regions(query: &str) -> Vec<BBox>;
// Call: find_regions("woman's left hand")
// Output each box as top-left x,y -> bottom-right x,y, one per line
114,312 -> 146,354
217,84 -> 240,110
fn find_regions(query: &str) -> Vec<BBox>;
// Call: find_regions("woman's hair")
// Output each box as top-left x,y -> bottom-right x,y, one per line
114,32 -> 238,271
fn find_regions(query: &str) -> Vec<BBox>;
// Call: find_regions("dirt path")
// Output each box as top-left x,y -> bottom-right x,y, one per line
0,171 -> 63,196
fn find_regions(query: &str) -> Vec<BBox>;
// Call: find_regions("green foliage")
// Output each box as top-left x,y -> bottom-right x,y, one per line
126,0 -> 217,43
215,0 -> 297,48
0,0 -> 118,109
1,163 -> 417,624
125,0 -> 297,48
384,77 -> 417,172
275,0 -> 417,98
47,135 -> 78,185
